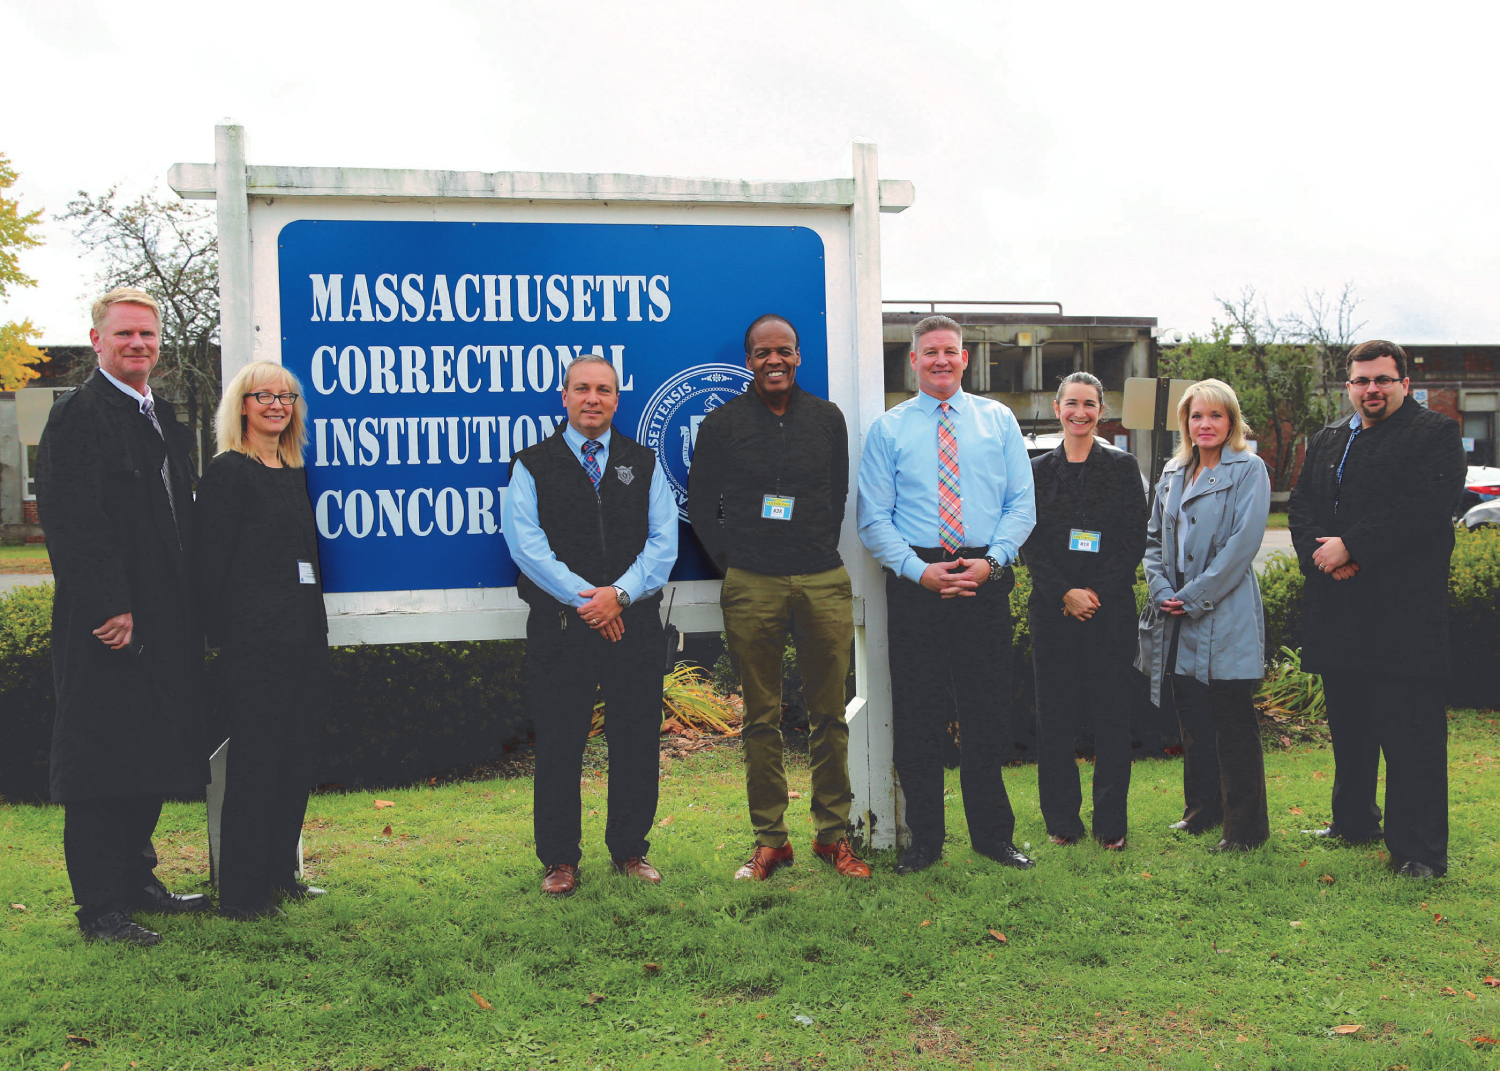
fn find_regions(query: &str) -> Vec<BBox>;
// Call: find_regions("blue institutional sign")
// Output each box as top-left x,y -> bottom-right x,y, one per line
278,220 -> 829,593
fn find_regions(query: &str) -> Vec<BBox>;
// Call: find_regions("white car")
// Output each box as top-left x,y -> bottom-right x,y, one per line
1461,499 -> 1500,529
1456,465 -> 1500,521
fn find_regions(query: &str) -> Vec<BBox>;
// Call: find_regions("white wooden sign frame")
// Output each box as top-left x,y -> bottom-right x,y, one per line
170,123 -> 910,847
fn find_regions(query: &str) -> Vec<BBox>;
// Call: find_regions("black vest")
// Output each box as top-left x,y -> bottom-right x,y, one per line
510,425 -> 659,611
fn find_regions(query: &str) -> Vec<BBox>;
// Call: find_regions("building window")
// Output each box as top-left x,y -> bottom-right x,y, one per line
1463,412 -> 1495,467
22,444 -> 39,500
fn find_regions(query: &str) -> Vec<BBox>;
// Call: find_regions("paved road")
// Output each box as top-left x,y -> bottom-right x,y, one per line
0,572 -> 52,594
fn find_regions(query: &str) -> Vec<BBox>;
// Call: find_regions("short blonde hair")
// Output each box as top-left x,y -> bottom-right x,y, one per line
1174,378 -> 1253,465
92,287 -> 161,329
215,361 -> 309,468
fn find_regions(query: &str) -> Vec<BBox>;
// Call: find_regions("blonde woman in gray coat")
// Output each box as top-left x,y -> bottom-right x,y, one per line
1136,379 -> 1271,851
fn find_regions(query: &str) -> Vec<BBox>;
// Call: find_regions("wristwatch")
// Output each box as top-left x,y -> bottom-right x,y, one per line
613,585 -> 632,608
983,555 -> 1004,582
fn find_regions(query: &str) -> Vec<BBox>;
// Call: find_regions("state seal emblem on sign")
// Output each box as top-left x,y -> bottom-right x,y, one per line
637,363 -> 753,520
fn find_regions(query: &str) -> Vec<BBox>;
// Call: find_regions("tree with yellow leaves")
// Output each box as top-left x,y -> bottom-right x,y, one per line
0,152 -> 48,388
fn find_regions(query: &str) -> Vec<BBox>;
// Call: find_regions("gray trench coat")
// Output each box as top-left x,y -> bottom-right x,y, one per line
1135,446 -> 1271,705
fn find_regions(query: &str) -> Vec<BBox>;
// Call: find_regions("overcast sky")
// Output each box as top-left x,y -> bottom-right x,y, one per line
2,0 -> 1494,346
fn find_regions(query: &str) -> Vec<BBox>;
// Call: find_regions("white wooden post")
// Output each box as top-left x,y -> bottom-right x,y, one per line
214,120 -> 254,383
845,139 -> 903,850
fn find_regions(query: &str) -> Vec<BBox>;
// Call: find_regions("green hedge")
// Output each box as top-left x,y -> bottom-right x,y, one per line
0,581 -> 527,802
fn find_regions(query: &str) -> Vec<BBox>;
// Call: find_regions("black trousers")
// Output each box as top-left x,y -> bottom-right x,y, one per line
218,641 -> 328,911
1032,605 -> 1135,842
886,557 -> 1016,852
527,603 -> 663,866
63,795 -> 164,922
1321,671 -> 1447,872
1171,674 -> 1269,846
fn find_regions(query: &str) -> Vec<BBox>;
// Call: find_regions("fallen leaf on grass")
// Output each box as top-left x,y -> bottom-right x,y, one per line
1332,1024 -> 1362,1035
1236,1035 -> 1248,1043
920,920 -> 931,927
989,929 -> 1007,943
1313,771 -> 1326,780
588,809 -> 599,816
1290,921 -> 1304,928
427,777 -> 437,786
658,815 -> 674,827
1441,987 -> 1457,996
787,791 -> 803,799
1141,871 -> 1153,879
66,1035 -> 95,1046
582,993 -> 606,1005
1464,990 -> 1477,1000
1483,976 -> 1500,988
1288,806 -> 1304,815
715,843 -> 724,850
644,963 -> 661,973
381,824 -> 392,837
61,1063 -> 70,1071
1299,860 -> 1308,868
374,799 -> 395,809
1472,1036 -> 1500,1047
1320,874 -> 1336,885
472,991 -> 493,1010
9,904 -> 24,911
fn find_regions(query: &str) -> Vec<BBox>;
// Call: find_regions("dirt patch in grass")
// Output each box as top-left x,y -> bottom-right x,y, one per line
906,1007 -> 977,1064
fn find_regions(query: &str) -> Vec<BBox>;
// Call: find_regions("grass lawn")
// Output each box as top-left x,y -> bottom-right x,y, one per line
3,713 -> 1499,1071
0,545 -> 51,574
1266,512 -> 1290,530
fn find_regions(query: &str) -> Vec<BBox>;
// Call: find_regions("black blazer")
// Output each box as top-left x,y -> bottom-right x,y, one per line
194,451 -> 328,648
1023,442 -> 1148,627
1288,401 -> 1464,677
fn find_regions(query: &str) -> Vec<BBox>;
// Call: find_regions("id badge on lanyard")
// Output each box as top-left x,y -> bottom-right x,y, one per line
762,495 -> 795,521
1068,529 -> 1101,553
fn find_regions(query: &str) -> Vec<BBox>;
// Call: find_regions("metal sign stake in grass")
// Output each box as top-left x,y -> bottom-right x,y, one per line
170,122 -> 915,849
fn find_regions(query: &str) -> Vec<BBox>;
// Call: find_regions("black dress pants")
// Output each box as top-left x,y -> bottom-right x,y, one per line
1321,671 -> 1447,872
886,562 -> 1017,852
1170,675 -> 1269,847
1032,603 -> 1135,842
218,641 -> 328,911
527,603 -> 663,866
63,794 -> 164,922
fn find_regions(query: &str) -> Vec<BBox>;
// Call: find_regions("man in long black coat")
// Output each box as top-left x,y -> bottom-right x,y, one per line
35,288 -> 210,944
1289,340 -> 1465,878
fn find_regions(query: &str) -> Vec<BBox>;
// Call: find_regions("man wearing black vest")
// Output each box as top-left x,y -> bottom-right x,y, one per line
501,353 -> 678,896
1289,340 -> 1465,877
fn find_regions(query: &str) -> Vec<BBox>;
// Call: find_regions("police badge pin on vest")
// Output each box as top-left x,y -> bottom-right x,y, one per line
615,465 -> 634,485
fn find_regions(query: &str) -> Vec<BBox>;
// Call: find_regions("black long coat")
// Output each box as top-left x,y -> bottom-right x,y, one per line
35,371 -> 206,802
1288,400 -> 1465,679
1023,441 -> 1149,646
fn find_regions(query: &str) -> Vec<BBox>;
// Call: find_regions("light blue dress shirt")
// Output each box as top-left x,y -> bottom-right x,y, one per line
858,388 -> 1037,583
501,423 -> 678,607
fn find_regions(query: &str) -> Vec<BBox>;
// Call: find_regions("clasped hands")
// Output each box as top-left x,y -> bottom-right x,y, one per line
577,587 -> 625,642
1311,535 -> 1360,580
919,557 -> 991,599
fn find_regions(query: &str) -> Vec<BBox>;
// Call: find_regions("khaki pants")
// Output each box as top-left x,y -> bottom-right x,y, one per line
721,565 -> 854,848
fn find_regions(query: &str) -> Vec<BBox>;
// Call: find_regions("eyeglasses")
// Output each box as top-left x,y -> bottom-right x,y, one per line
1347,376 -> 1400,388
244,391 -> 299,405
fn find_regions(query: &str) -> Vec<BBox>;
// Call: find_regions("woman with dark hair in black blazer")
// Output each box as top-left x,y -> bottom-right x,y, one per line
195,360 -> 328,919
1023,372 -> 1149,849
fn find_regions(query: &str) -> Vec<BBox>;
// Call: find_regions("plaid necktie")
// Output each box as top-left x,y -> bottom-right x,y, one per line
581,439 -> 602,493
937,402 -> 964,554
141,396 -> 178,532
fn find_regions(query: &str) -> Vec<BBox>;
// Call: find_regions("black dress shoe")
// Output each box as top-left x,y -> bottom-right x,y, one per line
975,842 -> 1036,870
895,843 -> 941,875
81,911 -> 161,946
131,879 -> 212,915
219,904 -> 286,921
1395,860 -> 1441,879
275,883 -> 327,901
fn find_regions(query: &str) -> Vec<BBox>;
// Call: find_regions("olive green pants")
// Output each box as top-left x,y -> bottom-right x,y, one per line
721,565 -> 855,848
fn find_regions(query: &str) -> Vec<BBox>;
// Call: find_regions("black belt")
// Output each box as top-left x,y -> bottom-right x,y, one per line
910,545 -> 991,564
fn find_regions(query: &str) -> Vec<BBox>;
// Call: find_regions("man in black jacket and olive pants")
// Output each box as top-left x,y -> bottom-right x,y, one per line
1289,340 -> 1465,877
35,288 -> 210,945
687,315 -> 870,882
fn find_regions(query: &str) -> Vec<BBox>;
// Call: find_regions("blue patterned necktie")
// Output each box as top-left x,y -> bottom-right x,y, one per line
581,439 -> 602,492
141,396 -> 178,531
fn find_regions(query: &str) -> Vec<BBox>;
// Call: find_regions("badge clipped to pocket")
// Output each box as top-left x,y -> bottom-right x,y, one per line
1068,528 -> 1101,553
761,495 -> 795,521
297,560 -> 318,585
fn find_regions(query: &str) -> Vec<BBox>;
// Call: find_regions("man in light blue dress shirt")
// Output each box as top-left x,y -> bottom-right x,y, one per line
501,354 -> 677,896
858,315 -> 1037,875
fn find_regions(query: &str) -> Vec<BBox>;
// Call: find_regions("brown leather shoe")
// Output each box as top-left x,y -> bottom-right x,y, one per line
613,856 -> 662,884
812,838 -> 871,878
541,864 -> 578,896
733,843 -> 794,881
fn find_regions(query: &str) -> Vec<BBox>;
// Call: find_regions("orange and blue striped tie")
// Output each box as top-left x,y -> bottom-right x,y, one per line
937,402 -> 964,554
